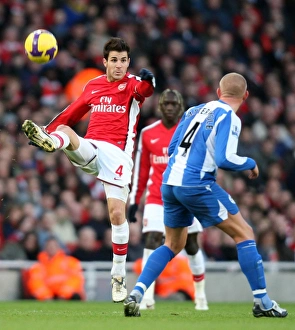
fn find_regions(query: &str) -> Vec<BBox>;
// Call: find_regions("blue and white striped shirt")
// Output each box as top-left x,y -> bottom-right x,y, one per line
163,100 -> 256,186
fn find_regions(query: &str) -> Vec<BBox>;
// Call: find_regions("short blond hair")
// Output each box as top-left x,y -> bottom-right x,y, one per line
219,73 -> 247,98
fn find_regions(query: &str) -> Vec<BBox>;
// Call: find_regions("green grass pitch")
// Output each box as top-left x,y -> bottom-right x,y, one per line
0,301 -> 293,330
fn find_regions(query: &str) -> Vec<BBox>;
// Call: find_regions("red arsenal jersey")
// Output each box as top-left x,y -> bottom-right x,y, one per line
45,73 -> 154,157
129,120 -> 178,206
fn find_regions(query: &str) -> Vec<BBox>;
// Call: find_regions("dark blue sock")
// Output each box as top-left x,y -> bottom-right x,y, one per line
133,245 -> 175,297
237,240 -> 272,309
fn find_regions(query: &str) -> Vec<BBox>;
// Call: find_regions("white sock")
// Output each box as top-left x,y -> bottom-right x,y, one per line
111,221 -> 129,277
194,278 -> 206,300
187,249 -> 205,275
187,250 -> 206,299
111,255 -> 127,277
50,131 -> 70,149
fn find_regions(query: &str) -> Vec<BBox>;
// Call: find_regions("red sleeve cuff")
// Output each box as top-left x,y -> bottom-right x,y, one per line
134,80 -> 154,99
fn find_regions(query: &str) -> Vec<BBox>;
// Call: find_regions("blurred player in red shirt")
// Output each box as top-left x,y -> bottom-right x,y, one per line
128,89 -> 208,310
22,37 -> 155,303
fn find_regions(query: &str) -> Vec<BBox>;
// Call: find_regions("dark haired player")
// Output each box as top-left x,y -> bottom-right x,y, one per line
22,37 -> 155,303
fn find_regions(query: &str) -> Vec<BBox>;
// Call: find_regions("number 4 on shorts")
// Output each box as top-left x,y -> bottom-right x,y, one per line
115,165 -> 123,177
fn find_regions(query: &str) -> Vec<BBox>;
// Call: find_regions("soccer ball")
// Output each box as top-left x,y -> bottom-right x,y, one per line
24,29 -> 58,64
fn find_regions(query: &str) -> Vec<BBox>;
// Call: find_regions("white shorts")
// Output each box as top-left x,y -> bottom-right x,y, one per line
142,204 -> 203,234
64,137 -> 132,202
103,182 -> 129,203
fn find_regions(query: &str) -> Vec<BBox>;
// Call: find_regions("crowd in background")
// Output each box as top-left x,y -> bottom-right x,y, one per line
0,0 -> 295,264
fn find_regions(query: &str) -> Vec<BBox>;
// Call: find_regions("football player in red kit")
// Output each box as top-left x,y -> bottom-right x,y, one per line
128,89 -> 208,310
22,37 -> 155,303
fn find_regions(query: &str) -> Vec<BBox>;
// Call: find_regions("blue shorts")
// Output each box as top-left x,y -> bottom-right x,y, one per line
161,182 -> 239,228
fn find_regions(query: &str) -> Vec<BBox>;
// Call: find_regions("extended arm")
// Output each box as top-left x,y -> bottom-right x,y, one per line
215,112 -> 256,172
45,96 -> 90,133
134,69 -> 155,102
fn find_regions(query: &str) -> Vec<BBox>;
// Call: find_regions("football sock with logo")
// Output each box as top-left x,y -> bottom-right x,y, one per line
50,131 -> 70,149
131,245 -> 175,302
237,240 -> 272,309
111,221 -> 129,277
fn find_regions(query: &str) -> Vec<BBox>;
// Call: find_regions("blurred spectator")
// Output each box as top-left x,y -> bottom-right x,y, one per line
96,228 -> 113,261
36,210 -> 66,250
0,0 -> 295,262
127,223 -> 144,262
52,205 -> 78,247
193,0 -> 234,32
39,67 -> 63,107
220,233 -> 238,261
0,231 -> 40,261
257,227 -> 279,261
59,190 -> 84,226
2,205 -> 24,241
22,231 -> 41,260
202,227 -> 224,261
24,236 -> 85,300
71,226 -> 101,261
87,200 -> 110,241
0,239 -> 27,260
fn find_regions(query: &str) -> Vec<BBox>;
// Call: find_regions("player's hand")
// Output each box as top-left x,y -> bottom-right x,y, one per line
248,164 -> 259,179
128,204 -> 138,223
139,68 -> 154,82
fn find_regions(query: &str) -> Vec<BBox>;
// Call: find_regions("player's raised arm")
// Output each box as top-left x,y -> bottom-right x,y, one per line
134,68 -> 155,102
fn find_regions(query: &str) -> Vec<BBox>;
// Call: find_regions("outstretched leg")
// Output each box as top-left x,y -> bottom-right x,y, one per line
217,212 -> 287,318
22,121 -> 77,152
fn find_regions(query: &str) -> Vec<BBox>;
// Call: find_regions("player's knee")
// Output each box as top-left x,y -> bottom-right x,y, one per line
109,209 -> 124,225
185,243 -> 198,255
234,222 -> 255,242
184,234 -> 199,255
165,238 -> 186,254
56,124 -> 69,131
237,220 -> 254,240
185,241 -> 198,255
245,223 -> 255,239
